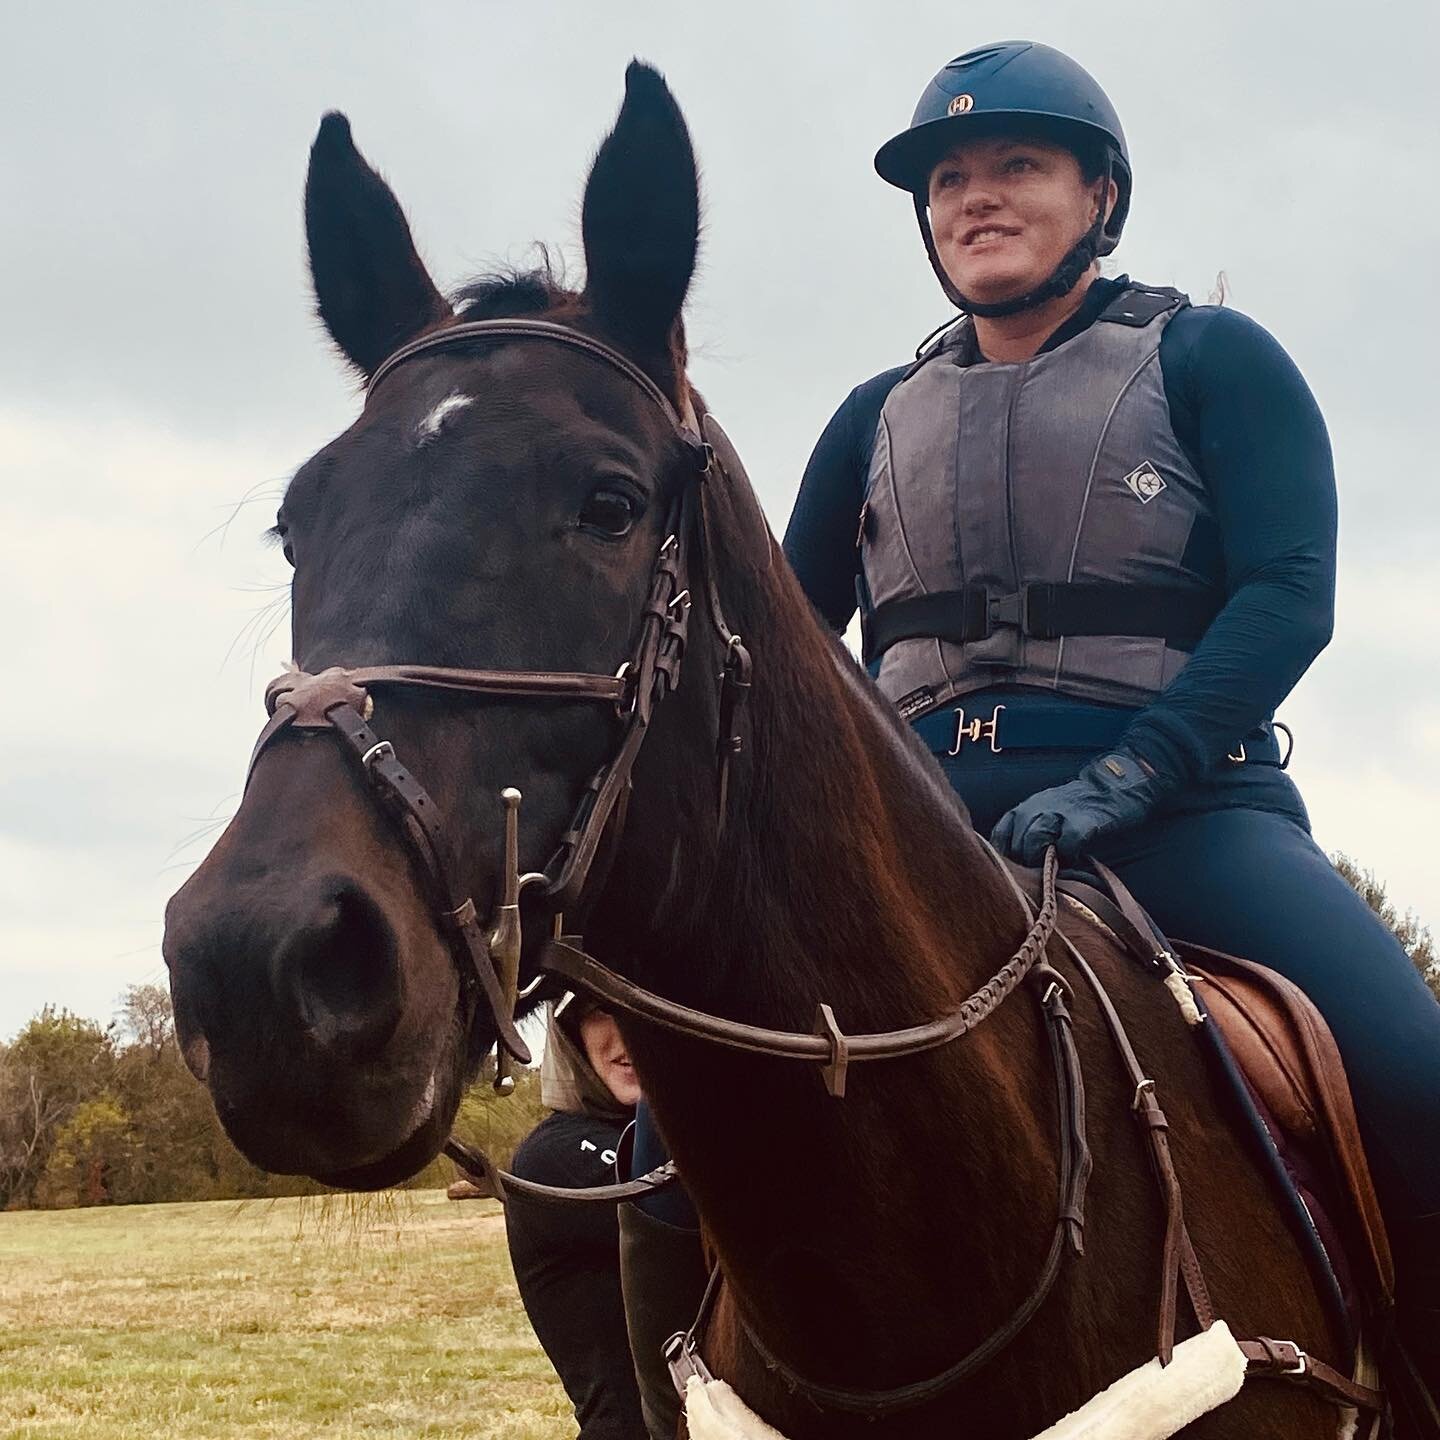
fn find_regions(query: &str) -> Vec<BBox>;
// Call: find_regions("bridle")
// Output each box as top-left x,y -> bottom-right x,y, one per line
245,317 -> 1380,1424
248,317 -> 754,1068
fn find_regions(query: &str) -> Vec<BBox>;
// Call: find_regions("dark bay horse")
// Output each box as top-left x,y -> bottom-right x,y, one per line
164,64 -> 1353,1439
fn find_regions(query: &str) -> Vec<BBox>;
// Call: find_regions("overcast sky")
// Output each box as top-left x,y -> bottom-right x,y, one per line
3,1 -> 1437,1039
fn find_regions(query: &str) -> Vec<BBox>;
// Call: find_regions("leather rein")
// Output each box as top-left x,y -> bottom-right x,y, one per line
249,317 -> 1380,1423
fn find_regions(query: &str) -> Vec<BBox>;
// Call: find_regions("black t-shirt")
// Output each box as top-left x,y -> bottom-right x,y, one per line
781,276 -> 1338,783
505,1111 -> 642,1440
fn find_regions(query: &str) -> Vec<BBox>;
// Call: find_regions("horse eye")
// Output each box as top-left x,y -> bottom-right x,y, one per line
270,520 -> 296,567
579,486 -> 640,539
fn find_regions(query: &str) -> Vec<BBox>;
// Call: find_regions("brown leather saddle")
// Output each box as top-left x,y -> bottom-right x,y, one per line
1059,864 -> 1394,1338
1183,942 -> 1395,1315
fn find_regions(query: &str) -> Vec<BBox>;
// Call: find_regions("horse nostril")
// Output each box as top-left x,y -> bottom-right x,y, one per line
274,882 -> 405,1060
182,1033 -> 211,1083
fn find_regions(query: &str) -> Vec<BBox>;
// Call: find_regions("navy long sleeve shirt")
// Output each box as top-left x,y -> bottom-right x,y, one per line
781,277 -> 1337,782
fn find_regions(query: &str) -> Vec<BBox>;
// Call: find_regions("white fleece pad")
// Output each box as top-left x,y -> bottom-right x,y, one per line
686,1373 -> 789,1440
1028,1322 -> 1246,1440
685,1321 -> 1248,1440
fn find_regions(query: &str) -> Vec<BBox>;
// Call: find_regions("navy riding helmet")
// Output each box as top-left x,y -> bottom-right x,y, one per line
876,42 -> 1132,315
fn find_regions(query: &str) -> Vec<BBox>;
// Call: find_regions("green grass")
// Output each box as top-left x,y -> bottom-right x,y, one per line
0,1191 -> 572,1439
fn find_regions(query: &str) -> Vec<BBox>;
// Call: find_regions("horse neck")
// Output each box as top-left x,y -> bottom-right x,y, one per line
604,554 -> 1022,1023
592,560 -> 1062,1355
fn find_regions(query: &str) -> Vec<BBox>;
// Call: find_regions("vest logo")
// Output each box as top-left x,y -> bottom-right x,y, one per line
948,94 -> 974,115
1122,461 -> 1167,504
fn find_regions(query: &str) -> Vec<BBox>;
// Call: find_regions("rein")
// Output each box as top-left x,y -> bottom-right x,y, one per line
537,845 -> 1062,1099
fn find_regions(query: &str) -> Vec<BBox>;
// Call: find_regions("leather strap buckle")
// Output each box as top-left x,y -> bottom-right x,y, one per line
361,739 -> 396,770
948,704 -> 1006,756
1265,1338 -> 1308,1376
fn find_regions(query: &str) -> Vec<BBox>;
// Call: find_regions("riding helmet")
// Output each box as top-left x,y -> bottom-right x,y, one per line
874,41 -> 1132,256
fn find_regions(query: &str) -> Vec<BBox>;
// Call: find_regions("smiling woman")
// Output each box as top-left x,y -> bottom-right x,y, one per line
925,135 -> 1115,341
782,37 -> 1440,1406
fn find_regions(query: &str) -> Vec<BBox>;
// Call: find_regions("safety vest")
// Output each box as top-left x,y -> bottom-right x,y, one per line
859,283 -> 1223,720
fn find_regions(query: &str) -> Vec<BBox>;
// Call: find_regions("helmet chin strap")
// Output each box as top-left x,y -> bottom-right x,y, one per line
916,161 -> 1112,321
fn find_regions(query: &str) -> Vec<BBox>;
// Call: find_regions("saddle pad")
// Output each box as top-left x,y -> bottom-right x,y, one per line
685,1322 -> 1247,1440
1181,944 -> 1394,1311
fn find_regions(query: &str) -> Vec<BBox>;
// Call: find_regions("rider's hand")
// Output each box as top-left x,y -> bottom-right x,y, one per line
990,749 -> 1164,865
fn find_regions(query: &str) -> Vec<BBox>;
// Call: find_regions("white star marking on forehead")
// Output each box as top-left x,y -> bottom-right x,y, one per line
415,391 -> 474,445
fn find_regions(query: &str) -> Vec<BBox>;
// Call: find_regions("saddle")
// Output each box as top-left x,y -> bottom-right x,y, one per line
1181,942 -> 1394,1319
1059,867 -> 1395,1338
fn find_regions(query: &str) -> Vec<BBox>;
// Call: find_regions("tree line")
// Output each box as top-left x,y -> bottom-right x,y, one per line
0,983 -> 545,1211
2,856 -> 1433,1211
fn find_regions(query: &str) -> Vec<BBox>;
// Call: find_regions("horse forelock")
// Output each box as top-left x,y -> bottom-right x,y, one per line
450,253 -> 577,321
448,257 -> 692,417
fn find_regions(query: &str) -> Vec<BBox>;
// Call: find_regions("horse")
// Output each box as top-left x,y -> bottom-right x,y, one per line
164,63 -> 1366,1440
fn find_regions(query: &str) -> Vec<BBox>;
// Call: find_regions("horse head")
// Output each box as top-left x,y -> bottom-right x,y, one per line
163,63 -> 761,1189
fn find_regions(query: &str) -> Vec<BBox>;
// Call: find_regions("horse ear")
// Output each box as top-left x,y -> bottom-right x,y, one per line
581,63 -> 699,366
304,112 -> 452,378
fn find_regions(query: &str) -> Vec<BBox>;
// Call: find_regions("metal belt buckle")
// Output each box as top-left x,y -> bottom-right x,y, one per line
1271,1339 -> 1308,1376
948,703 -> 1005,756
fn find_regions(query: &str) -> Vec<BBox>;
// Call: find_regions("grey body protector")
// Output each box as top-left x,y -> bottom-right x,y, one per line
860,283 -> 1224,719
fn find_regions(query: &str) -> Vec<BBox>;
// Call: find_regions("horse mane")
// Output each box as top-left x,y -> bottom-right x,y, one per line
629,437 -> 1007,1037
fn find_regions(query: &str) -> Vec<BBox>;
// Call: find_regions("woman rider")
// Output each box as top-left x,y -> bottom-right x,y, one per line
783,39 -> 1440,1398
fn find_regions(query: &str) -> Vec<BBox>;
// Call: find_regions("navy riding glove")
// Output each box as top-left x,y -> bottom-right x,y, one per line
990,749 -> 1165,865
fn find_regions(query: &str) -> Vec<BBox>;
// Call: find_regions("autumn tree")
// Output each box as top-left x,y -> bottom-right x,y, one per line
35,1096 -> 132,1207
118,982 -> 174,1058
0,1009 -> 115,1209
1334,853 -> 1439,1002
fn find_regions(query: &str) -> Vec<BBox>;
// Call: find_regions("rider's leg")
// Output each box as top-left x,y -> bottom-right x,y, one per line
630,1097 -> 700,1230
618,1202 -> 709,1440
1095,804 -> 1440,1392
619,1100 -> 707,1440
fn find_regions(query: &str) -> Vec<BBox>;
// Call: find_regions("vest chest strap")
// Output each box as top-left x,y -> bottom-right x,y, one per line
861,584 -> 1221,666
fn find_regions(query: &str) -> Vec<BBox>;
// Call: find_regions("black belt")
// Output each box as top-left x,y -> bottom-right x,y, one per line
910,700 -> 1286,767
861,584 -> 1222,665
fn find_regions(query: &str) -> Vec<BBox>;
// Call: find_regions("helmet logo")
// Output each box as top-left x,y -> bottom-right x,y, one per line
948,94 -> 975,116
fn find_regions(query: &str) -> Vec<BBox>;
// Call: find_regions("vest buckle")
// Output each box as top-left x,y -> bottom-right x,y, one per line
948,704 -> 1006,756
988,591 -> 1022,630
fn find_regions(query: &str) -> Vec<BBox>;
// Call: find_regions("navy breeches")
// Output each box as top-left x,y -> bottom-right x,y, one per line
950,742 -> 1440,1230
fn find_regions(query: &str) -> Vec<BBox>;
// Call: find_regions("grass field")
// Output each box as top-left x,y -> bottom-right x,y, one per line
0,1191 -> 573,1439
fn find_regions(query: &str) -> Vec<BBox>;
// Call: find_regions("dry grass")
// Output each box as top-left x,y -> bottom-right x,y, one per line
0,1191 -> 572,1439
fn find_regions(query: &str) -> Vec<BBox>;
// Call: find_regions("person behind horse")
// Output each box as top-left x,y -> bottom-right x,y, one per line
781,39 -> 1440,1398
504,996 -> 646,1439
